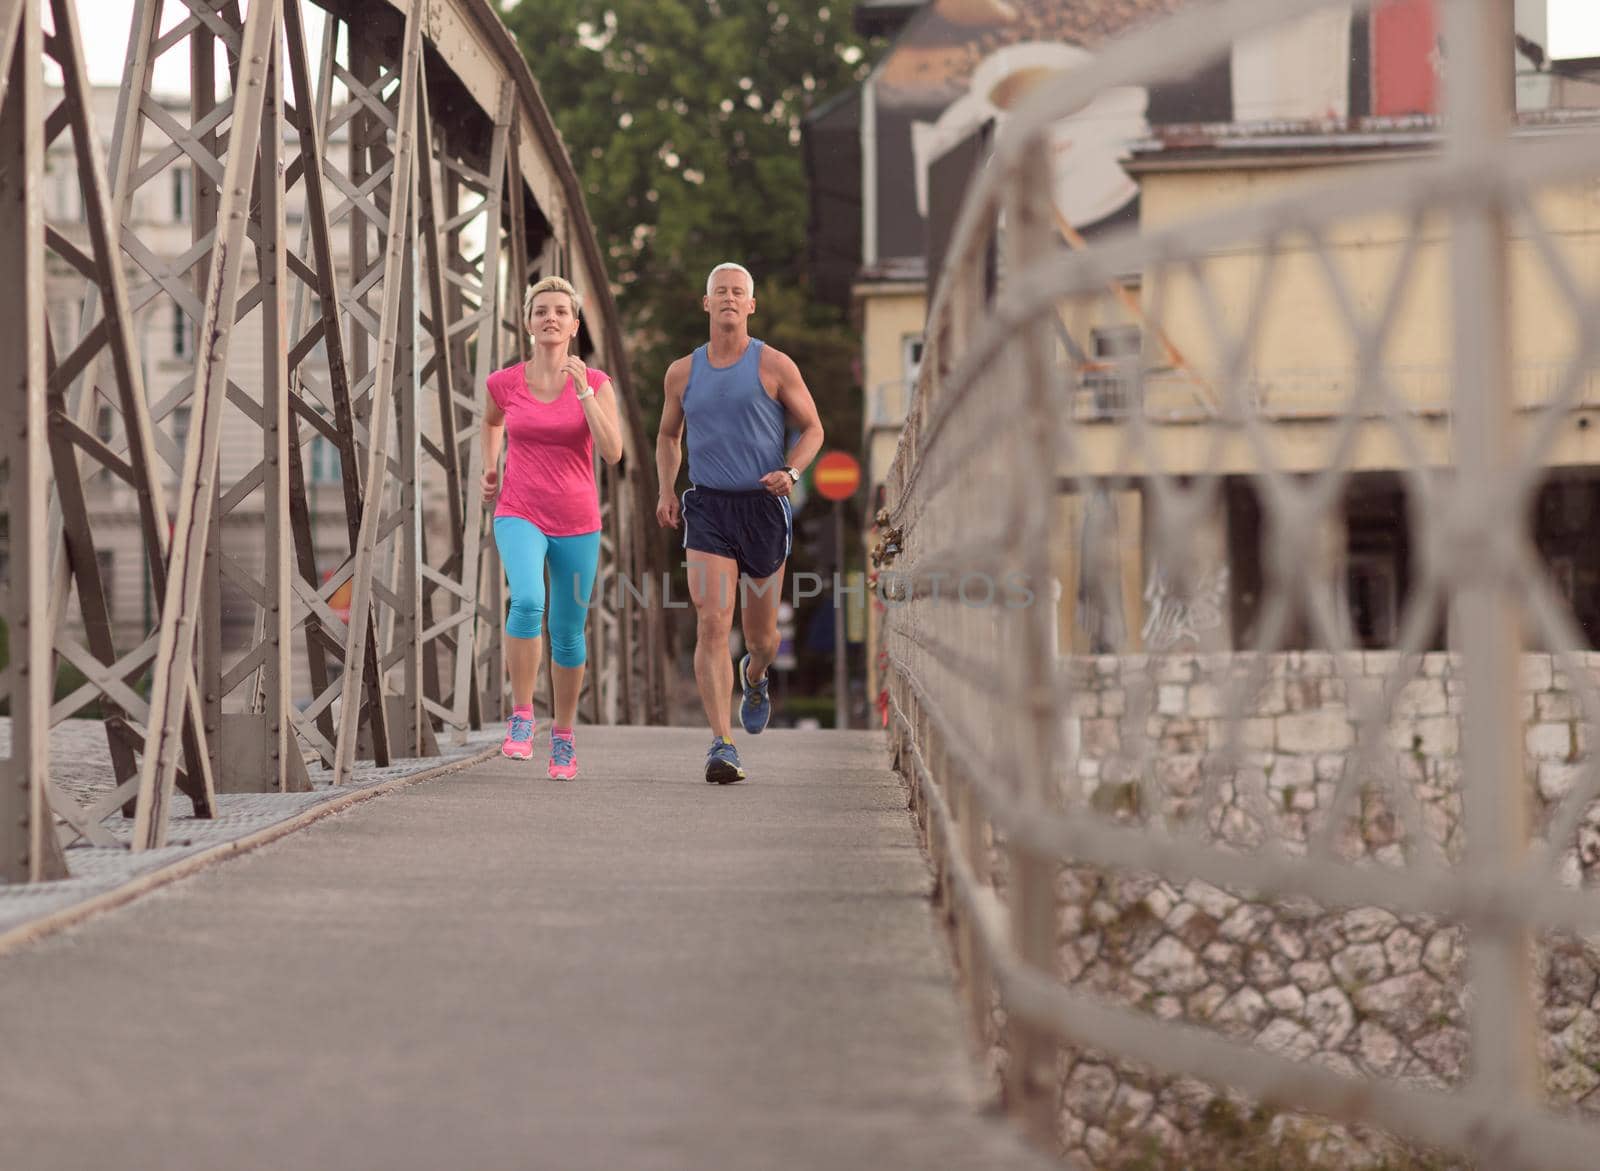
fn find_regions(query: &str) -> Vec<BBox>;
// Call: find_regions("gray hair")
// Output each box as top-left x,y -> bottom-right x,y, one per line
704,262 -> 754,296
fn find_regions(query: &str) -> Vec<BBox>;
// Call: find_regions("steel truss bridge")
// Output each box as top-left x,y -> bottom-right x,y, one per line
0,0 -> 666,883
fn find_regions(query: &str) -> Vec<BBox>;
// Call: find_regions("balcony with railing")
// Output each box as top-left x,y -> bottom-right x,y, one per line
866,377 -> 914,432
1072,361 -> 1600,422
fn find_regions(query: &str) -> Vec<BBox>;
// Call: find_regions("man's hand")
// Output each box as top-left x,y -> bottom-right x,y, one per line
481,468 -> 499,505
760,470 -> 794,498
656,493 -> 681,528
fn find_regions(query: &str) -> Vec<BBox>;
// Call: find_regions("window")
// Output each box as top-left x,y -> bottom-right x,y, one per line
95,550 -> 115,621
304,297 -> 329,363
171,406 -> 191,459
902,334 -> 925,384
309,435 -> 342,484
1345,552 -> 1398,650
1091,324 -> 1142,361
173,305 -> 193,359
1084,325 -> 1144,416
172,167 -> 191,224
96,401 -> 116,483
52,168 -> 80,222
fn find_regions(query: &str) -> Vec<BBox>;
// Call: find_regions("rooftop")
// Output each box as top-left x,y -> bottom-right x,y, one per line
1130,107 -> 1600,167
854,0 -> 925,38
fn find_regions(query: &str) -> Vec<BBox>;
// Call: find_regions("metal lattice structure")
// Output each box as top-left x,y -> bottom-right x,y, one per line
882,0 -> 1600,1165
0,0 -> 666,883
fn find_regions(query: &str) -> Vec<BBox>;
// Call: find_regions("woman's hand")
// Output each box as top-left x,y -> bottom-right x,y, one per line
563,354 -> 589,394
481,468 -> 499,505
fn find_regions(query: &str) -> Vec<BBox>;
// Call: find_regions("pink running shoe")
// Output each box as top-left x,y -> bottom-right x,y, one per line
547,731 -> 578,781
502,712 -> 535,760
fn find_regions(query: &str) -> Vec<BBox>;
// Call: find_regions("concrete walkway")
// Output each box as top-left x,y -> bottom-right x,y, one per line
0,727 -> 1057,1171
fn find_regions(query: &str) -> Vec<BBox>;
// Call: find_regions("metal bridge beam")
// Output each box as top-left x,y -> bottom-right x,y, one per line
0,0 -> 663,880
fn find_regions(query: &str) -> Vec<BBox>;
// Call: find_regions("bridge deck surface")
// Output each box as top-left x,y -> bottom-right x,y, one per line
0,726 -> 1054,1170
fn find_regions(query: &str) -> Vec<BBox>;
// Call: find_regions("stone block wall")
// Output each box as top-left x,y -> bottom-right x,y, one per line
1005,652 -> 1600,1168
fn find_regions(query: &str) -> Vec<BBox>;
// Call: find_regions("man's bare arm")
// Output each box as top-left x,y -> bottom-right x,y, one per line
655,357 -> 690,526
754,346 -> 824,498
769,347 -> 824,474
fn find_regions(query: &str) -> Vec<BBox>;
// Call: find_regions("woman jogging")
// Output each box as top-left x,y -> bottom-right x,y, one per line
481,276 -> 624,778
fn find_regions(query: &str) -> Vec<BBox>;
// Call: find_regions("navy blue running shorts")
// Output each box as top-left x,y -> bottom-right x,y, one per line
681,485 -> 793,580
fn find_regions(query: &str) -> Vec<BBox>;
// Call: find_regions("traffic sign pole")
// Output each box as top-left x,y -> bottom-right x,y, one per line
812,451 -> 861,732
834,498 -> 847,730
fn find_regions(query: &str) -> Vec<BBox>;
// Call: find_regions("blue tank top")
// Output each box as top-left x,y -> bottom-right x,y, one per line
682,338 -> 786,491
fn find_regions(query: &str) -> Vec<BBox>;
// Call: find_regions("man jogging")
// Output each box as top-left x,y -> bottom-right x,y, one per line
656,262 -> 824,784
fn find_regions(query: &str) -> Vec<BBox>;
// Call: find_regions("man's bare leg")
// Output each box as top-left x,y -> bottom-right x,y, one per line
688,550 -> 740,739
739,566 -> 786,686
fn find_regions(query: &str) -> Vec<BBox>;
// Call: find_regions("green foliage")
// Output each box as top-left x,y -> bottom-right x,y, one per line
0,618 -> 117,719
504,0 -> 873,440
779,695 -> 835,725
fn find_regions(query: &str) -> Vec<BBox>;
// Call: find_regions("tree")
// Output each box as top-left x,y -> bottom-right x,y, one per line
504,0 -> 873,445
507,1 -> 877,718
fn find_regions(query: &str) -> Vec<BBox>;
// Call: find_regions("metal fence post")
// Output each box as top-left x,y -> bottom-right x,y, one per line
0,0 -> 63,883
1003,132 -> 1065,1144
1443,0 -> 1539,1121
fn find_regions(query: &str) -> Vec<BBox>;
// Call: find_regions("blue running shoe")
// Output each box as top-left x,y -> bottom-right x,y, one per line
704,736 -> 746,785
738,652 -> 771,735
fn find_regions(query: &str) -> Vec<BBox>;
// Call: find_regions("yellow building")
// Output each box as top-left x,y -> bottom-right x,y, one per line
857,276 -> 925,694
1052,109 -> 1600,657
805,1 -> 1600,694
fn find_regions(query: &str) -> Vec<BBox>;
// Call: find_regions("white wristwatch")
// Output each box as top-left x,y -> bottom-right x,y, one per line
576,387 -> 594,402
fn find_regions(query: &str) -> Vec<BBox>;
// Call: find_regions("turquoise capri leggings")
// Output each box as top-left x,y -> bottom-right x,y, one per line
492,517 -> 602,667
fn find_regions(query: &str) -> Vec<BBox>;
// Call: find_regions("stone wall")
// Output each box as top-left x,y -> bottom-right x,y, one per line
1009,653 -> 1600,1168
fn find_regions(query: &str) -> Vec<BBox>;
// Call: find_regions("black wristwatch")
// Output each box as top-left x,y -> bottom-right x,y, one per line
782,466 -> 800,484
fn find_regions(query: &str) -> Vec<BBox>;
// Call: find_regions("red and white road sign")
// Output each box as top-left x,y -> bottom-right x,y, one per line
813,451 -> 860,502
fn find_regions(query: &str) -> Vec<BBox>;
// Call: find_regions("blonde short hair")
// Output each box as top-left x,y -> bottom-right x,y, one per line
523,275 -> 582,330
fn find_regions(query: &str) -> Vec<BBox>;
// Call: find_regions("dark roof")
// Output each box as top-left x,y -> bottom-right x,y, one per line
1129,108 -> 1600,168
874,0 -> 1192,96
856,257 -> 929,285
854,0 -> 926,38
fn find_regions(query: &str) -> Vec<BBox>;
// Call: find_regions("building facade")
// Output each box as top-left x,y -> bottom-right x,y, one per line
805,0 -> 1600,695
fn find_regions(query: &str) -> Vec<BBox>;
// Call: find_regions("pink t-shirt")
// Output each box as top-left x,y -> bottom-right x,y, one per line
487,362 -> 607,536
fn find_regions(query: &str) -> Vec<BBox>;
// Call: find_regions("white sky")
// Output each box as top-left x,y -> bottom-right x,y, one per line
1550,0 -> 1600,60
70,0 -> 1600,90
74,0 -> 327,95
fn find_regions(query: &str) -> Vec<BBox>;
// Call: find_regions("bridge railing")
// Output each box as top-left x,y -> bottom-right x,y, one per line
0,0 -> 665,883
881,0 -> 1600,1164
